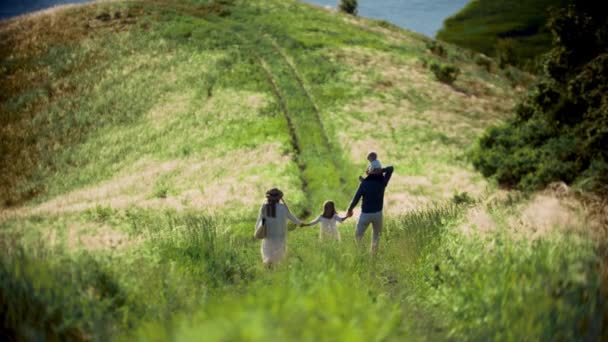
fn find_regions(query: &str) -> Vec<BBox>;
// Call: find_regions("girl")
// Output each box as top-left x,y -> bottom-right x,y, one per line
303,200 -> 348,241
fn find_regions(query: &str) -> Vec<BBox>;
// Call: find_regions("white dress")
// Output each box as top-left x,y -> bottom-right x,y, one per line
308,214 -> 344,241
255,203 -> 302,264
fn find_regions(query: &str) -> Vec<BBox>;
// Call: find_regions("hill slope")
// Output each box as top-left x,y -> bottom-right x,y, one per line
0,0 -> 518,217
1,0 -> 604,340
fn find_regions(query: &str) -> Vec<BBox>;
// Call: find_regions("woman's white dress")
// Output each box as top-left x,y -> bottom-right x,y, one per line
308,214 -> 344,241
255,203 -> 302,264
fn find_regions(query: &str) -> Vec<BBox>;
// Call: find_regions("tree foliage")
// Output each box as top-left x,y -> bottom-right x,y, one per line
437,0 -> 569,71
472,1 -> 608,193
338,0 -> 357,15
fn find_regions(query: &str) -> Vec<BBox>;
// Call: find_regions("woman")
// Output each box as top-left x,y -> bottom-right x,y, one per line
254,188 -> 303,266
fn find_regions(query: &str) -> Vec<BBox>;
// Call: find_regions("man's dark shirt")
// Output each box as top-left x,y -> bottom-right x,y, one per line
348,166 -> 394,213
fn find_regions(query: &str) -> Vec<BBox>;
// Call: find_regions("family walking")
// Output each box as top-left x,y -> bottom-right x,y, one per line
254,152 -> 394,266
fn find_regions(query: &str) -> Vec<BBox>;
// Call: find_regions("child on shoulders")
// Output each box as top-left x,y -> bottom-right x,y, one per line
359,151 -> 382,182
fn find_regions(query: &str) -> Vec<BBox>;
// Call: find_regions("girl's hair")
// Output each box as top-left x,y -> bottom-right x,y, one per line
322,200 -> 336,219
265,188 -> 283,218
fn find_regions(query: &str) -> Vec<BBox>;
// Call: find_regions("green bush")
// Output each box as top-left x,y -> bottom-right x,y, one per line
502,66 -> 533,87
430,62 -> 460,85
436,0 -> 569,71
426,40 -> 447,58
475,53 -> 494,72
338,0 -> 357,15
472,2 -> 608,193
495,38 -> 518,68
451,191 -> 475,205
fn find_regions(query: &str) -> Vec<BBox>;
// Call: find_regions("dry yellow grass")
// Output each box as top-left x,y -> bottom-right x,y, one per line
67,222 -> 134,251
0,0 -> 146,206
332,46 -> 517,135
0,142 -> 296,221
147,91 -> 195,129
459,208 -> 496,236
457,183 -> 607,241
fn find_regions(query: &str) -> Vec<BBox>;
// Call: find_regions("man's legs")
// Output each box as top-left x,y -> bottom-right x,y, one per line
356,213 -> 372,243
356,211 -> 383,253
370,211 -> 383,253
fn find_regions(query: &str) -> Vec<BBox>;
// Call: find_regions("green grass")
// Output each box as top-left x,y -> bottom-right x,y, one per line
0,0 -> 520,212
1,0 -> 605,340
1,201 -> 603,340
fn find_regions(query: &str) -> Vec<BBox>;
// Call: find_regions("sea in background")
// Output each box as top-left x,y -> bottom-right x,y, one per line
1,0 -> 469,38
303,0 -> 469,37
0,0 -> 92,20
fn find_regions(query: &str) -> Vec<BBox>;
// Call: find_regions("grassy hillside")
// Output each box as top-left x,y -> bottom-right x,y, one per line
436,0 -> 568,69
1,0 -> 605,340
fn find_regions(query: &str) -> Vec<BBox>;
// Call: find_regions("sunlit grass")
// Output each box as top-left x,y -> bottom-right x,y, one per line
2,200 -> 601,340
0,0 -> 604,340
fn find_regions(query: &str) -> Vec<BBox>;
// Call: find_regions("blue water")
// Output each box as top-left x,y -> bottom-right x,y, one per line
0,0 -> 93,20
303,0 -> 469,37
1,0 -> 468,38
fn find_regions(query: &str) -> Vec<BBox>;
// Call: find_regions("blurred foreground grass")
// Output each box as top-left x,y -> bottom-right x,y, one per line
2,200 -> 604,340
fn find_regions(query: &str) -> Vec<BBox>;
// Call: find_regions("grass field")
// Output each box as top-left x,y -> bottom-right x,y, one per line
1,0 -> 606,340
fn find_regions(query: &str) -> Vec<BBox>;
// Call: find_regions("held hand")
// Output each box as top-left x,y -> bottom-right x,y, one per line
346,209 -> 353,218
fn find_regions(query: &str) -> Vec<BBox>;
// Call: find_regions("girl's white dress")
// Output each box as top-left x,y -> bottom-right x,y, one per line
255,203 -> 302,264
308,214 -> 344,241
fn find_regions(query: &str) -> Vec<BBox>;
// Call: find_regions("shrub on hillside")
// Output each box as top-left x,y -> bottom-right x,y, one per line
475,54 -> 494,72
502,66 -> 533,88
338,0 -> 357,15
472,1 -> 608,193
495,38 -> 518,68
430,62 -> 460,85
418,57 -> 429,68
451,191 -> 475,205
426,40 -> 447,58
203,0 -> 233,17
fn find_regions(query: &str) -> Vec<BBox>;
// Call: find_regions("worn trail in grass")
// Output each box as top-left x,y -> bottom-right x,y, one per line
228,23 -> 352,213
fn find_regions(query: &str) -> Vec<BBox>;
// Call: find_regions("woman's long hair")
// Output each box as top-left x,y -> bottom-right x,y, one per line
265,188 -> 283,218
321,200 -> 336,219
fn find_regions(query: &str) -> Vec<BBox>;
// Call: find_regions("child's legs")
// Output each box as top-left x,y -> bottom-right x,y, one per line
329,227 -> 340,241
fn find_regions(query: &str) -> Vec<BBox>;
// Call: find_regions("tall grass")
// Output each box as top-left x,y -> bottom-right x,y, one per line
418,231 -> 603,340
1,0 -> 605,340
3,202 -> 603,340
0,247 -> 126,340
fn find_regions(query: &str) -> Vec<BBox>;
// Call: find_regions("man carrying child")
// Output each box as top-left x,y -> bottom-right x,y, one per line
347,152 -> 394,253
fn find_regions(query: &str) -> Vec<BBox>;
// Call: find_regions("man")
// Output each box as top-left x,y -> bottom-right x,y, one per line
346,165 -> 394,253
